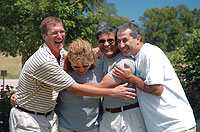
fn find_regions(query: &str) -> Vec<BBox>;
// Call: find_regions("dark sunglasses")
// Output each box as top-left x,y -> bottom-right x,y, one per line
98,38 -> 115,44
73,65 -> 90,69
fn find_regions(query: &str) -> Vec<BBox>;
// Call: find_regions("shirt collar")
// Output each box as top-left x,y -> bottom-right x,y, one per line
41,43 -> 67,66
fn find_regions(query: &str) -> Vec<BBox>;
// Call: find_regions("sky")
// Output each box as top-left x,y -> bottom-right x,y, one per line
107,0 -> 200,24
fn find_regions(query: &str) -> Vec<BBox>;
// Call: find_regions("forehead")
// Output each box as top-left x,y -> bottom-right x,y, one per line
70,57 -> 91,63
98,32 -> 115,39
47,23 -> 64,31
72,61 -> 91,66
117,29 -> 131,39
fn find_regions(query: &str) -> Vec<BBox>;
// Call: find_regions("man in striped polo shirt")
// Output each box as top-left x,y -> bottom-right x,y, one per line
9,17 -> 136,132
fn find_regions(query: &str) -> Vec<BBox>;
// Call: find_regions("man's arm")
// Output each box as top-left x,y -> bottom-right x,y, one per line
112,63 -> 163,96
10,81 -> 135,105
82,72 -> 136,99
67,82 -> 136,101
98,75 -> 122,88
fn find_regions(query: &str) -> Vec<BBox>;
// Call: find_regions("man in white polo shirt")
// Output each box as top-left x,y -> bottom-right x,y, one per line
113,22 -> 196,132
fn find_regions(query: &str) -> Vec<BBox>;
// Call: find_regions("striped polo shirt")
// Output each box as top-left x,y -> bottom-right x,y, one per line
15,43 -> 75,113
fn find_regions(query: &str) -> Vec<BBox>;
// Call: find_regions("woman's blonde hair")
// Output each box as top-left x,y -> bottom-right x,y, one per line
64,39 -> 96,72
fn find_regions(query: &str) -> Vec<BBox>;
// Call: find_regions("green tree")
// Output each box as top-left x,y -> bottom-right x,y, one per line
95,1 -> 131,27
192,8 -> 200,29
176,5 -> 196,32
101,15 -> 131,27
139,5 -> 196,52
0,0 -> 104,65
171,29 -> 200,119
98,1 -> 117,16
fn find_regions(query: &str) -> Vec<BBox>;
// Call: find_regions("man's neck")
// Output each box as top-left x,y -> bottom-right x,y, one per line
135,42 -> 144,56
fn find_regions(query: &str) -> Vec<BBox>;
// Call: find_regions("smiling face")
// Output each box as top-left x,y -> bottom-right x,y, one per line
42,22 -> 65,58
97,32 -> 119,58
117,28 -> 141,56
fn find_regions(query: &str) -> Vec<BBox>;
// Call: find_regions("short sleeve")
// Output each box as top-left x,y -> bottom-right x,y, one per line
34,61 -> 75,92
108,57 -> 135,82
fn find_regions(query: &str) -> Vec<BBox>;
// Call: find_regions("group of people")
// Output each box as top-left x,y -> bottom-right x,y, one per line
9,16 -> 196,132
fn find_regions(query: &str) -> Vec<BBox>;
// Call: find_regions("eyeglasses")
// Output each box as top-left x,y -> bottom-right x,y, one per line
98,38 -> 115,44
72,65 -> 90,69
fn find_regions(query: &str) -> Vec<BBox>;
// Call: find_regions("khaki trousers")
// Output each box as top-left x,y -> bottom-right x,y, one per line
9,107 -> 58,132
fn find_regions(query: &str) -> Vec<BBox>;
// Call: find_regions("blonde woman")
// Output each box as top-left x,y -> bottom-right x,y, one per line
55,39 -> 103,132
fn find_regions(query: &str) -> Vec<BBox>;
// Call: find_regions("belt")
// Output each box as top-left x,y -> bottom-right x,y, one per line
16,106 -> 53,117
105,103 -> 139,113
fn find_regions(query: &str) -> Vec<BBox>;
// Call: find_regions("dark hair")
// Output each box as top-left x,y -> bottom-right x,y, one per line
117,22 -> 140,39
96,22 -> 117,40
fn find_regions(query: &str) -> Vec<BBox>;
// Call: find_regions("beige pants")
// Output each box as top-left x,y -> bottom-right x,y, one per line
59,126 -> 99,132
99,107 -> 147,132
9,107 -> 58,132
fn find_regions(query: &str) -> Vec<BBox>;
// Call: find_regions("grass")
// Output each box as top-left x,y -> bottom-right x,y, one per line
0,54 -> 22,79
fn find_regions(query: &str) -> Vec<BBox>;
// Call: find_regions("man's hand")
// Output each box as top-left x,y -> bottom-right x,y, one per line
92,47 -> 102,59
10,93 -> 16,106
113,63 -> 134,82
113,63 -> 164,96
112,83 -> 136,101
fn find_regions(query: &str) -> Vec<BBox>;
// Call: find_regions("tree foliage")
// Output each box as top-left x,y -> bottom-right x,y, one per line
96,1 -> 131,27
170,29 -> 200,119
101,15 -> 131,27
0,0 -> 105,64
139,5 -> 199,52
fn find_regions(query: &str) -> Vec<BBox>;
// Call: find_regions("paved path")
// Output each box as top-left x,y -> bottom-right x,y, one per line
0,79 -> 18,89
